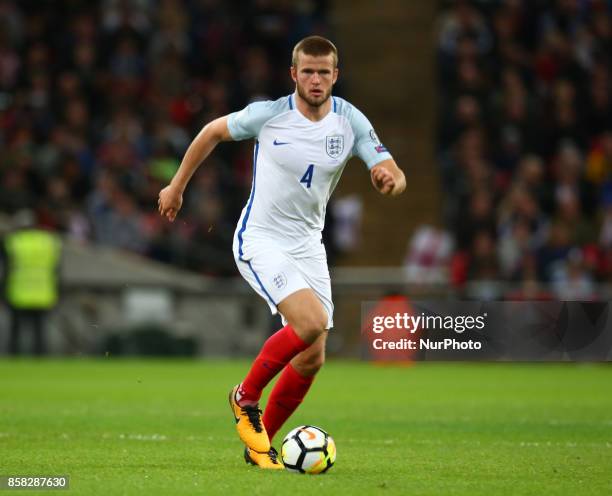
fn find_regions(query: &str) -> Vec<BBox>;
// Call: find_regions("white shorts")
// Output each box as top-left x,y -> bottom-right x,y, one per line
233,243 -> 334,329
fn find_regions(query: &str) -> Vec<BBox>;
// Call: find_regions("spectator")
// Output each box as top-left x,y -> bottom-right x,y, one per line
404,225 -> 454,284
437,0 -> 612,296
0,1 -> 332,277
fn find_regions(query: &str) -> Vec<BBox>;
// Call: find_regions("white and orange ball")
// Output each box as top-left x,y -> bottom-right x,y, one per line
281,425 -> 336,474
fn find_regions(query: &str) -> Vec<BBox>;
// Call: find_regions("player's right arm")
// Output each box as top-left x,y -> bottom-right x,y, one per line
158,100 -> 282,221
158,116 -> 232,222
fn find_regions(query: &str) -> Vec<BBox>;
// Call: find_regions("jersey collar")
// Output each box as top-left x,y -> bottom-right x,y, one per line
290,92 -> 337,123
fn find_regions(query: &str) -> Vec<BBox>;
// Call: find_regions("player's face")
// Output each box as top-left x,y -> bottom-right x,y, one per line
291,53 -> 338,107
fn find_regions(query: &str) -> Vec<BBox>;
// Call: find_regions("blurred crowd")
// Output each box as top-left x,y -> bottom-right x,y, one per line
436,0 -> 612,299
0,0 -> 330,276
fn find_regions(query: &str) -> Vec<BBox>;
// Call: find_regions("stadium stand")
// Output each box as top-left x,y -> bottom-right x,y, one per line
0,0 -> 331,276
437,0 -> 612,300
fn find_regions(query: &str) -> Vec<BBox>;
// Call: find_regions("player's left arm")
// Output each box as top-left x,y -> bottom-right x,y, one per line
370,159 -> 406,196
347,103 -> 405,197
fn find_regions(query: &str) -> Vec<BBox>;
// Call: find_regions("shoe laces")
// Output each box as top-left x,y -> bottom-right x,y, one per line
241,404 -> 264,433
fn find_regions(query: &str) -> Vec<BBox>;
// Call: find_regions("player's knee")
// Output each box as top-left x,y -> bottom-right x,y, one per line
294,311 -> 328,343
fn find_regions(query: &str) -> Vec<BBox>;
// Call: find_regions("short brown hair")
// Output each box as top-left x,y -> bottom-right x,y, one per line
291,35 -> 338,68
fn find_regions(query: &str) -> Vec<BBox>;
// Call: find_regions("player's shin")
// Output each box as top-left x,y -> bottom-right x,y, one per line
237,324 -> 310,405
262,363 -> 315,442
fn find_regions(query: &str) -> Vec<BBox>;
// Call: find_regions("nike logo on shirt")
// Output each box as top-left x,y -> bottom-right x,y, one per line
273,139 -> 290,145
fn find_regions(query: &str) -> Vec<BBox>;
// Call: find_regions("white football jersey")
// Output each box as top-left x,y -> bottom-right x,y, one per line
227,92 -> 392,259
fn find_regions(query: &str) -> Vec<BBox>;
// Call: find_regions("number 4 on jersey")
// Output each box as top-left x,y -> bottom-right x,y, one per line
300,164 -> 315,188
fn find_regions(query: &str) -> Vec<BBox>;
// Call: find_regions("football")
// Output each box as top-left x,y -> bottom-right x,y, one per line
281,425 -> 336,474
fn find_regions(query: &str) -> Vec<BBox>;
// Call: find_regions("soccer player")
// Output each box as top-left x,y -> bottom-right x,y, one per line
158,36 -> 405,469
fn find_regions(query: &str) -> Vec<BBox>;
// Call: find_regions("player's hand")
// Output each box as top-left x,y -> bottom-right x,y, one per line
158,184 -> 183,222
370,165 -> 396,195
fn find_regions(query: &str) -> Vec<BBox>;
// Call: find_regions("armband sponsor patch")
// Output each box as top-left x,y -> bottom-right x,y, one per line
375,144 -> 388,153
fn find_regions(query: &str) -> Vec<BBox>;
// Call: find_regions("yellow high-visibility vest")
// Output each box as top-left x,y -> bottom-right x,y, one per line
4,230 -> 61,309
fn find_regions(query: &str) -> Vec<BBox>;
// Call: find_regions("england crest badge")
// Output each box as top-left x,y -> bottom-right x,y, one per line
326,135 -> 344,158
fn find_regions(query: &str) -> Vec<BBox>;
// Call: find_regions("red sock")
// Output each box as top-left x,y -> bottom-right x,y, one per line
238,325 -> 309,404
263,364 -> 315,442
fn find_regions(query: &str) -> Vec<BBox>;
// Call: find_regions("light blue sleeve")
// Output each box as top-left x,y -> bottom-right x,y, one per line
227,97 -> 290,141
347,105 -> 393,169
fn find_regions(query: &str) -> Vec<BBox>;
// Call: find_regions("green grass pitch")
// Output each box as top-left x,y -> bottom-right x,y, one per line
1,359 -> 611,495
